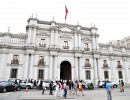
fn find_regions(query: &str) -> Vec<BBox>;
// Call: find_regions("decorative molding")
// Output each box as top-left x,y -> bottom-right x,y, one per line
81,37 -> 92,41
60,34 -> 72,39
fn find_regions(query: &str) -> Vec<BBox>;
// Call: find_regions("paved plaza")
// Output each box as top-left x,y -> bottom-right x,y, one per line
0,87 -> 130,100
19,88 -> 130,100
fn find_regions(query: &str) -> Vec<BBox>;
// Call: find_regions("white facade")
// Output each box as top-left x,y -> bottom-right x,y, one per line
0,17 -> 130,85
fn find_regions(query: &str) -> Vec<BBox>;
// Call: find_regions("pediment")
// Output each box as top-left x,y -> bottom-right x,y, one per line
59,27 -> 72,32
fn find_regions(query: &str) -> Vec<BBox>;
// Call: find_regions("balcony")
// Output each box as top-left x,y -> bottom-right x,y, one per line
63,46 -> 69,49
84,63 -> 91,67
11,59 -> 19,65
84,48 -> 90,51
117,65 -> 122,68
38,60 -> 45,66
103,64 -> 108,68
39,43 -> 46,47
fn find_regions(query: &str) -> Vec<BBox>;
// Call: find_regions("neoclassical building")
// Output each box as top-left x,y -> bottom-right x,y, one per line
0,17 -> 130,85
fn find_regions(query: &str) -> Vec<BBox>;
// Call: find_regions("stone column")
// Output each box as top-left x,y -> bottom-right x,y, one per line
96,58 -> 100,80
32,28 -> 36,44
52,55 -> 55,79
74,57 -> 79,80
78,34 -> 81,48
0,51 -> 7,80
55,31 -> 58,46
54,55 -> 58,79
29,54 -> 34,79
49,55 -> 53,79
110,56 -> 113,81
74,32 -> 78,48
26,28 -> 32,44
123,58 -> 128,83
57,66 -> 60,80
50,30 -> 54,45
110,56 -> 114,82
79,57 -> 82,80
93,58 -> 98,85
23,54 -> 29,80
95,36 -> 99,50
72,66 -> 75,81
92,36 -> 96,50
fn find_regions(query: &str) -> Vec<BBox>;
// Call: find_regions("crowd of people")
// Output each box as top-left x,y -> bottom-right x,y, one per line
42,80 -> 85,98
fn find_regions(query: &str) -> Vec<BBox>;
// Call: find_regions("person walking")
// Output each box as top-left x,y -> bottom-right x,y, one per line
61,82 -> 64,97
42,81 -> 46,94
73,81 -> 78,95
77,81 -> 84,96
63,82 -> 67,98
106,80 -> 113,100
120,80 -> 124,92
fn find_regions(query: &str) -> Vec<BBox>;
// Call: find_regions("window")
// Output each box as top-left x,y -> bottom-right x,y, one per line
84,43 -> 90,51
103,60 -> 107,64
13,55 -> 19,59
11,55 -> 19,64
40,56 -> 44,60
85,71 -> 91,79
41,39 -> 45,44
39,39 -> 46,47
118,71 -> 123,79
103,60 -> 108,67
85,43 -> 88,48
38,69 -> 44,79
63,41 -> 69,49
117,61 -> 122,68
104,71 -> 109,79
117,61 -> 120,65
38,56 -> 45,65
64,41 -> 68,46
10,69 -> 17,78
85,59 -> 91,67
86,59 -> 89,64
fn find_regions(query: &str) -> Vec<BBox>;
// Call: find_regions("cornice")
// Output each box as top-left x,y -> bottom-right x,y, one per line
26,25 -> 39,30
38,20 -> 51,25
27,18 -> 38,23
91,33 -> 99,37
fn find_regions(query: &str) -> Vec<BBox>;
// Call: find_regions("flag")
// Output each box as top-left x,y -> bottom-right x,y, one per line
65,5 -> 68,20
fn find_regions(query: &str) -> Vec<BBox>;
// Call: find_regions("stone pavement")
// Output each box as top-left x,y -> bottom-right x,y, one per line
19,88 -> 130,100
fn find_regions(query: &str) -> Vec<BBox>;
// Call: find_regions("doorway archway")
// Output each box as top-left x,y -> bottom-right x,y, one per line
60,61 -> 71,80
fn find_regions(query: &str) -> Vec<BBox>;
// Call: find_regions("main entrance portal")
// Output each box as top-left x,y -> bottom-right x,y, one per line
60,61 -> 71,80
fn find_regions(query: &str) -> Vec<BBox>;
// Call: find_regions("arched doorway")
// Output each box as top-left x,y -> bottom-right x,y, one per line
60,61 -> 71,80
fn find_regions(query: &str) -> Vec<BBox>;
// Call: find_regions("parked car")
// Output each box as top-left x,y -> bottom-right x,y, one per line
8,78 -> 21,84
99,80 -> 118,88
38,79 -> 56,90
19,80 -> 34,89
0,81 -> 21,93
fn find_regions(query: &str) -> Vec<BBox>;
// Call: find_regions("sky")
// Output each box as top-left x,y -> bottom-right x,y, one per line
0,0 -> 130,43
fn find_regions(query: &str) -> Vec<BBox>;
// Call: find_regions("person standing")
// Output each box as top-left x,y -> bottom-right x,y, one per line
49,81 -> 54,95
106,80 -> 113,100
